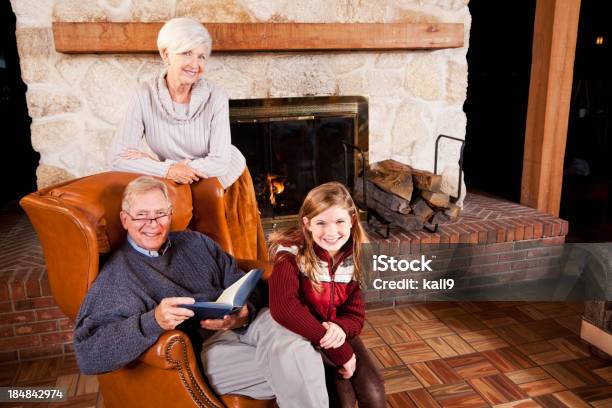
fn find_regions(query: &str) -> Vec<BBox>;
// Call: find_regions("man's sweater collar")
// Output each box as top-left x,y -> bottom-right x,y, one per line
127,235 -> 171,257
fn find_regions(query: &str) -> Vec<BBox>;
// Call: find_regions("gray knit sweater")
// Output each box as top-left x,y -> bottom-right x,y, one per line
73,231 -> 259,375
108,70 -> 246,188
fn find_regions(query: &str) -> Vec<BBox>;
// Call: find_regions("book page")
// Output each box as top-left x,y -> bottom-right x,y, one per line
216,269 -> 256,305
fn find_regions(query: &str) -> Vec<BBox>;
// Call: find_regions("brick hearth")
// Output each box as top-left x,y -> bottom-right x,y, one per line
0,193 -> 568,362
363,193 -> 569,307
366,193 -> 567,247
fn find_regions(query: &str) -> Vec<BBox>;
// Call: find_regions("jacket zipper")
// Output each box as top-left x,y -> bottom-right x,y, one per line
323,246 -> 350,321
327,257 -> 335,321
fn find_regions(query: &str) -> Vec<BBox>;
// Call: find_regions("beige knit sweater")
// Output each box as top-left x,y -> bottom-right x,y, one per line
108,71 -> 246,188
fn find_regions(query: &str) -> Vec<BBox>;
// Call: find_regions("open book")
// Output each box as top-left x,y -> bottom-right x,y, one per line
181,269 -> 263,320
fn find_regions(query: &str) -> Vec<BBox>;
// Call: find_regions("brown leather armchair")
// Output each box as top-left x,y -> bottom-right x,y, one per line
20,172 -> 275,408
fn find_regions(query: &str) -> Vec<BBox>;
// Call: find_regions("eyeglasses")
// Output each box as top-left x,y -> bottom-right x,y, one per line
125,210 -> 172,226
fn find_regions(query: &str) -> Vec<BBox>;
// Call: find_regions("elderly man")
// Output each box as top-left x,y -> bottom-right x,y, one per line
73,176 -> 327,407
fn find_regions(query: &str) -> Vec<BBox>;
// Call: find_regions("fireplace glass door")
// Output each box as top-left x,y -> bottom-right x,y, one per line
230,96 -> 368,222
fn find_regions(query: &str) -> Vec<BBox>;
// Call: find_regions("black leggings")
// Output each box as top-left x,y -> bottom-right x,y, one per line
326,336 -> 386,408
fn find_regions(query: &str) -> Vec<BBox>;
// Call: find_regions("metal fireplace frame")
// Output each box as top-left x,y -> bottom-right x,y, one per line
229,95 -> 369,229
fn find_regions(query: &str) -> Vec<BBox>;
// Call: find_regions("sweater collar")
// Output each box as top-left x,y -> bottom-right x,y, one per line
127,235 -> 171,257
313,238 -> 353,265
155,68 -> 211,122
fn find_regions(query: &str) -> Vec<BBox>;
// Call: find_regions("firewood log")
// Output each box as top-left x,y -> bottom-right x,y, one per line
411,168 -> 442,192
355,179 -> 411,214
421,190 -> 450,209
444,203 -> 461,219
411,197 -> 435,223
367,198 -> 422,231
367,160 -> 413,201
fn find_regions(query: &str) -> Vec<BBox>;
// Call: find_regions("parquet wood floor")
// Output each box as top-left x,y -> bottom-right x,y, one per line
1,301 -> 610,407
372,302 -> 612,407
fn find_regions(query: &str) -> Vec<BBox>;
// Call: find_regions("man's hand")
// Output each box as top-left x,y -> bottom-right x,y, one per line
338,354 -> 356,379
166,159 -> 200,184
200,305 -> 249,331
320,322 -> 346,349
154,297 -> 195,330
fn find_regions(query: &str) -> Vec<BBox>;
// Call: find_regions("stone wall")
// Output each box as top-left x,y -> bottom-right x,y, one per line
10,0 -> 471,201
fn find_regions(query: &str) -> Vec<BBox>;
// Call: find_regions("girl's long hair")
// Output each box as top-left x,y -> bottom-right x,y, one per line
269,182 -> 369,288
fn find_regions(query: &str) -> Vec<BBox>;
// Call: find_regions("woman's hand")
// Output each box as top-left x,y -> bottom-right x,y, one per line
120,149 -> 159,161
320,321 -> 346,349
167,159 -> 200,184
200,305 -> 249,331
154,297 -> 195,330
339,354 -> 356,379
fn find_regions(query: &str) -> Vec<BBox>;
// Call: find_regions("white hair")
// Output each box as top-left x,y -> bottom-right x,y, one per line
157,17 -> 212,61
121,176 -> 172,213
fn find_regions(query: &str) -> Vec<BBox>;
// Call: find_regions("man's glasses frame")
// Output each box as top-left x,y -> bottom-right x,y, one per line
125,209 -> 173,225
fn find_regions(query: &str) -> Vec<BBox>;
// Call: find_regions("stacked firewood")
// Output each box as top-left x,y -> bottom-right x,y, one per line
355,159 -> 460,232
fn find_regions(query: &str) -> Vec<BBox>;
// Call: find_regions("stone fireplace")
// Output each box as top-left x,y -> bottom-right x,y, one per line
10,0 -> 471,204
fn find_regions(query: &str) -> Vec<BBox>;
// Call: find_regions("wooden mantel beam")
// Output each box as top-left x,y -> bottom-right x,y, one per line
52,22 -> 464,53
521,0 -> 581,216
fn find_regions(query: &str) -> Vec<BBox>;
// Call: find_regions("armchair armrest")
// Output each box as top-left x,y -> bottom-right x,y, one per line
126,330 -> 225,408
139,330 -> 187,369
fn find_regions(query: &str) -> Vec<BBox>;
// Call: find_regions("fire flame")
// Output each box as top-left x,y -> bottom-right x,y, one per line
266,174 -> 285,206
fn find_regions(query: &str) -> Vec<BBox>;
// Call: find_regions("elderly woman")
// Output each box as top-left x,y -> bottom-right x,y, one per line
109,17 -> 265,260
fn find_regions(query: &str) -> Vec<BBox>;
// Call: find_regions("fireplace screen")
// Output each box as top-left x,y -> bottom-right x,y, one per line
230,96 -> 368,222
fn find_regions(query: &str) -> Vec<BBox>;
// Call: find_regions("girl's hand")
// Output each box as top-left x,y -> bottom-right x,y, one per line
120,149 -> 159,161
338,354 -> 356,379
320,321 -> 346,349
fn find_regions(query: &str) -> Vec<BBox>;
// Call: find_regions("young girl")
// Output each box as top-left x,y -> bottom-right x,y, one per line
268,182 -> 385,408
